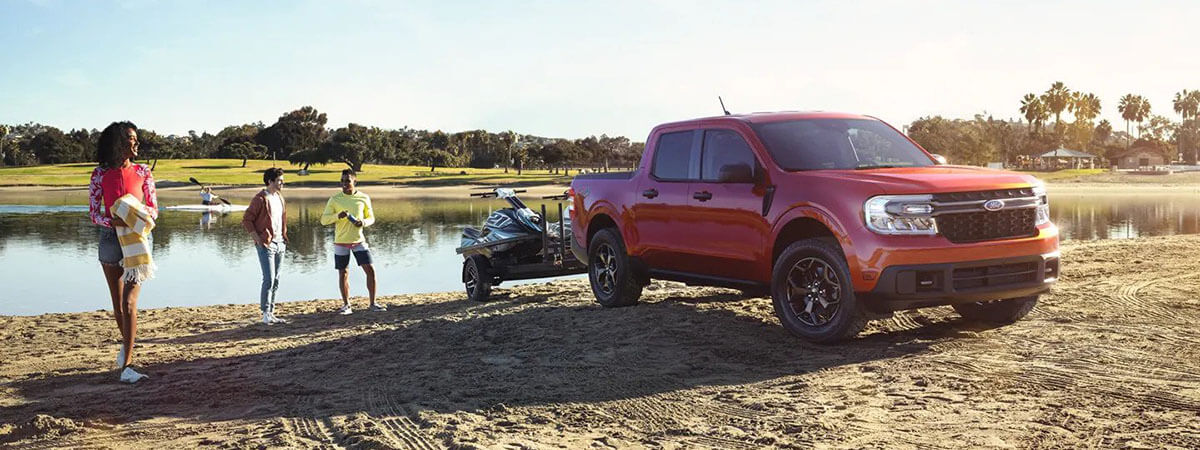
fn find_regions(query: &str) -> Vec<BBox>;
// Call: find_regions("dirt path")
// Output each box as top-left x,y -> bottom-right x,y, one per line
2,236 -> 1199,448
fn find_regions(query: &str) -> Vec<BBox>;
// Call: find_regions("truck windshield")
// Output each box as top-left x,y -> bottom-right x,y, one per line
751,119 -> 935,171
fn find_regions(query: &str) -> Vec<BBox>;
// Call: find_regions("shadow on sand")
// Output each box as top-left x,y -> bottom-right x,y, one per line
0,289 -> 990,429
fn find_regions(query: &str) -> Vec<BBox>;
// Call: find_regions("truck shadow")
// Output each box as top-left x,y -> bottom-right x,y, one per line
2,289 -> 955,428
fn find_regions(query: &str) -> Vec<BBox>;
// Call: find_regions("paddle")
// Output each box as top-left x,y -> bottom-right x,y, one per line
189,177 -> 233,206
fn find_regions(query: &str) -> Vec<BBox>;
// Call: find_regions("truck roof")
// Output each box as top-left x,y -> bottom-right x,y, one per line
654,111 -> 877,129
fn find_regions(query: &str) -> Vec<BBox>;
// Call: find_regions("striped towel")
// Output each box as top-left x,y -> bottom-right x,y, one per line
112,194 -> 157,283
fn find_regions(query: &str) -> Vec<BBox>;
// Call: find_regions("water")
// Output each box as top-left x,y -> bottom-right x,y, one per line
1,192 -> 1197,315
0,197 -> 577,316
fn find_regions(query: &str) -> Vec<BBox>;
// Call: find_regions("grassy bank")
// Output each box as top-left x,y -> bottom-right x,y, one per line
0,159 -> 574,187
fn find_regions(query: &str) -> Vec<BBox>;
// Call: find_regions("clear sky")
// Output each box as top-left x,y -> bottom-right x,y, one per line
2,0 -> 1197,140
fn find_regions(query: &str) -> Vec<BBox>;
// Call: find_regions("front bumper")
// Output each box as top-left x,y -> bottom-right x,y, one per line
857,252 -> 1059,312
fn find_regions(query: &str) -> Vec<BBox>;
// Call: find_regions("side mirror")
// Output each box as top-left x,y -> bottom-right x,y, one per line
930,154 -> 948,165
718,163 -> 755,183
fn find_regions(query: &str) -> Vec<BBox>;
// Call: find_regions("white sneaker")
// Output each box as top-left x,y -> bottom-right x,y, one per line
116,345 -> 125,369
262,312 -> 273,325
337,304 -> 353,315
120,366 -> 148,384
269,313 -> 289,324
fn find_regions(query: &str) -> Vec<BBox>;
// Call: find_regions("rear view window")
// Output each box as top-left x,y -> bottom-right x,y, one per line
751,119 -> 934,171
652,131 -> 694,180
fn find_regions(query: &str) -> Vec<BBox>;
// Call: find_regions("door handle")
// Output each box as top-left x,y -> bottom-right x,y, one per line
693,191 -> 713,201
642,189 -> 658,199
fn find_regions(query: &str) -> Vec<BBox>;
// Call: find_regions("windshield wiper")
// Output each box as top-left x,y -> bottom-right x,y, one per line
853,164 -> 906,170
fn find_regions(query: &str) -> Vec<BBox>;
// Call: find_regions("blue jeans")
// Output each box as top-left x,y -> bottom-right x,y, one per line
256,241 -> 285,313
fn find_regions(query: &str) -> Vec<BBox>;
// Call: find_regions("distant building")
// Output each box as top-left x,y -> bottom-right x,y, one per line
1036,148 -> 1097,170
1110,146 -> 1167,170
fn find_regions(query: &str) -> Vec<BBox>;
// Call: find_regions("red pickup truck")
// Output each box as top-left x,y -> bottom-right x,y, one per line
569,112 -> 1059,342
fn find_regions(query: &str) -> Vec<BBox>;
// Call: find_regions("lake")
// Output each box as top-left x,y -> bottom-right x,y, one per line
0,191 -> 1196,315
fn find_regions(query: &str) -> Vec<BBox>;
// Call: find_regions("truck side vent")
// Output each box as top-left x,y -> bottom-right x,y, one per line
932,188 -> 1034,203
938,208 -> 1037,243
952,261 -> 1040,290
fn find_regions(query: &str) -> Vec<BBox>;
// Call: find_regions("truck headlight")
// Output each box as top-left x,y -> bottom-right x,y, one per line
864,195 -> 938,235
1033,184 -> 1050,225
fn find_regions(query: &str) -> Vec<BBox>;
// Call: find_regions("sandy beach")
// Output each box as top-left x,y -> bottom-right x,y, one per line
2,233 -> 1198,448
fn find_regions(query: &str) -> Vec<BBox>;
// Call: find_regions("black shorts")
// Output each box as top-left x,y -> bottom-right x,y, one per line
333,242 -> 373,270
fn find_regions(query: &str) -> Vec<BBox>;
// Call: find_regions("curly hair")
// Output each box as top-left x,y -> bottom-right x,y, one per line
263,167 -> 284,185
96,121 -> 138,168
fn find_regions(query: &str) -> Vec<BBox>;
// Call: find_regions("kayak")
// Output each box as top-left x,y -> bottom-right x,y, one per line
163,204 -> 248,213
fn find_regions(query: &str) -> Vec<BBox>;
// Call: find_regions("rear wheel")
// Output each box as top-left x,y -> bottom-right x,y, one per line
463,256 -> 493,302
588,228 -> 642,307
953,296 -> 1037,324
771,239 -> 867,343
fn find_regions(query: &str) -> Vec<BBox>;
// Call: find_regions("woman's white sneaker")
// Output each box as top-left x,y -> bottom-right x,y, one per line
119,366 -> 148,384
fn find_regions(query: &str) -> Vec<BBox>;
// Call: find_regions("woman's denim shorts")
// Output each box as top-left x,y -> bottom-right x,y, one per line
98,227 -> 152,265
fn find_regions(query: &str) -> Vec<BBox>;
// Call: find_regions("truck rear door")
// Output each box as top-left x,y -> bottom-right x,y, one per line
630,129 -> 700,272
683,128 -> 769,281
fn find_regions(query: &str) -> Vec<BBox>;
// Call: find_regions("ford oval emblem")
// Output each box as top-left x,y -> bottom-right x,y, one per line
983,199 -> 1005,211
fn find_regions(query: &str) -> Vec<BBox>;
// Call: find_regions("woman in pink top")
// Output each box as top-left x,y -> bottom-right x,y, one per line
87,121 -> 157,383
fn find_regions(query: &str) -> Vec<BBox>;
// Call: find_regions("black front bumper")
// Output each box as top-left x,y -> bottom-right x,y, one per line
858,253 -> 1059,312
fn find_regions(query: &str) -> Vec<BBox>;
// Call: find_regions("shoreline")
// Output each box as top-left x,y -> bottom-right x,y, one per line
4,180 -> 1200,201
0,184 -> 574,201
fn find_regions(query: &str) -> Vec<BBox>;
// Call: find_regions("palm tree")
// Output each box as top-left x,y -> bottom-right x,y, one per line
1118,94 -> 1138,146
1134,96 -> 1152,138
1175,90 -> 1200,162
1041,81 -> 1072,129
1020,93 -> 1046,132
1071,92 -> 1102,123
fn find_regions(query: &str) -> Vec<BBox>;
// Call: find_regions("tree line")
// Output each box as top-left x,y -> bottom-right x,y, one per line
908,82 -> 1200,167
5,87 -> 1199,172
0,106 -> 644,174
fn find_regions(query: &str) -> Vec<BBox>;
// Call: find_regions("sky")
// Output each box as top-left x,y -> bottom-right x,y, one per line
2,0 -> 1198,140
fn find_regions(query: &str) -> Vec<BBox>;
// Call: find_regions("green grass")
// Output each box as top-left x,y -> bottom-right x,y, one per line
1015,168 -> 1107,182
0,159 -> 574,187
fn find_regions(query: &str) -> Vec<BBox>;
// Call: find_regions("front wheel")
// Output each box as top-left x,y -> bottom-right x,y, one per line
771,239 -> 867,343
953,296 -> 1037,324
587,228 -> 642,307
463,256 -> 493,302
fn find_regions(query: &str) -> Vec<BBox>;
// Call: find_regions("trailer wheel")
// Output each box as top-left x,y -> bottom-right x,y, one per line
464,256 -> 493,302
588,228 -> 642,307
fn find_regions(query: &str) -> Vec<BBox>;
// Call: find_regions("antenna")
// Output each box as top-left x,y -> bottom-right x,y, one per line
718,96 -> 731,116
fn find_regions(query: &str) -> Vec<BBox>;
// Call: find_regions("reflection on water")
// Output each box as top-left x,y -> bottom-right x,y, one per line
1051,194 -> 1200,240
1,193 -> 1197,315
0,197 -> 575,315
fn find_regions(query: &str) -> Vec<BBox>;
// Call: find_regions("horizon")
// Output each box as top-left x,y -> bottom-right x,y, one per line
2,1 -> 1198,140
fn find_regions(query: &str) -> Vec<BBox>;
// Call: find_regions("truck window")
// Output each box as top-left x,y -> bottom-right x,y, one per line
751,119 -> 934,171
652,131 -> 695,180
701,129 -> 758,182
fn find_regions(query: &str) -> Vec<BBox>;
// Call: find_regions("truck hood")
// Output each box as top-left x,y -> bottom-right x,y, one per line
803,166 -> 1042,194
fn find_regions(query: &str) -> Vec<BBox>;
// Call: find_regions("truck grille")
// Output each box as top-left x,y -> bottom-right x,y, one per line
952,260 -> 1040,290
937,208 -> 1037,243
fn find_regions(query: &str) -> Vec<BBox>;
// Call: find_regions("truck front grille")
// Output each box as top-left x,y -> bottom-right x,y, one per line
952,260 -> 1040,290
937,208 -> 1037,244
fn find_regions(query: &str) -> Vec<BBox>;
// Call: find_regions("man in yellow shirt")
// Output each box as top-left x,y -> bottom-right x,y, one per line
320,169 -> 384,314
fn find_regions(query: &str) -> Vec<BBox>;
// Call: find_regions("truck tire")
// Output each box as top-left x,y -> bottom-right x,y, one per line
770,239 -> 867,343
463,256 -> 493,302
588,228 -> 642,307
953,296 -> 1037,324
